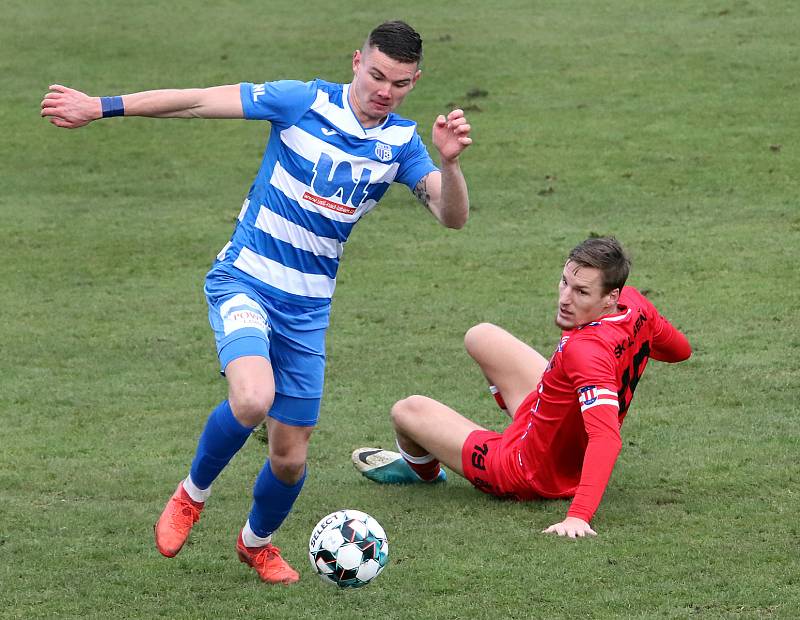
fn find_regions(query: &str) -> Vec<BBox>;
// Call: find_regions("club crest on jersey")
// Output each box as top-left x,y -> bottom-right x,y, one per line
374,141 -> 393,162
578,386 -> 598,406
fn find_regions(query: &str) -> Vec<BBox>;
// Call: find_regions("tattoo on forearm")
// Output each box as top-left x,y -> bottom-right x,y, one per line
413,176 -> 432,211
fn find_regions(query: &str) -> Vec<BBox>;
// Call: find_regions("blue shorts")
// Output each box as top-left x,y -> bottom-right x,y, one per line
205,270 -> 330,426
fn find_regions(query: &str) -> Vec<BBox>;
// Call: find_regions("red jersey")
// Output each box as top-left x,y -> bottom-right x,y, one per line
509,287 -> 691,521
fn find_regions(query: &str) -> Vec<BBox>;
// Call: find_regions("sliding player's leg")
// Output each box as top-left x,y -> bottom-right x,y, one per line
354,395 -> 484,483
463,323 -> 548,417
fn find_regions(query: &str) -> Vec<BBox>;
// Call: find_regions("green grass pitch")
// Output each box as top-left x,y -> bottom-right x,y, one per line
2,0 -> 799,618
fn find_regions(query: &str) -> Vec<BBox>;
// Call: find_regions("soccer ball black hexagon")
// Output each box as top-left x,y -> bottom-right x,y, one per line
308,509 -> 389,588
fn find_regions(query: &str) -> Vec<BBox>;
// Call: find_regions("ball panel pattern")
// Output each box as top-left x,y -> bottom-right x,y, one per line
309,510 -> 389,588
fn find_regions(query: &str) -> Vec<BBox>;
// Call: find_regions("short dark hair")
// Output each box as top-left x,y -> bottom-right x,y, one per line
367,20 -> 423,64
567,236 -> 631,293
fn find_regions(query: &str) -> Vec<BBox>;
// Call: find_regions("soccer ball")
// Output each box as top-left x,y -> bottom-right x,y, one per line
308,509 -> 389,588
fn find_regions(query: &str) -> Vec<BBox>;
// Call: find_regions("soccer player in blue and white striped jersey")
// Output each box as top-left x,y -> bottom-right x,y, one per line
42,20 -> 473,583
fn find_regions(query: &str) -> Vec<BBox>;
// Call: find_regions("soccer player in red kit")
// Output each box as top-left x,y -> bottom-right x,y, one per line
353,237 -> 691,537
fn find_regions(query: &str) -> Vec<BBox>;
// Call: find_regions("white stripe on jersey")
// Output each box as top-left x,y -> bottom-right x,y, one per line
579,388 -> 619,412
279,126 -> 401,183
370,122 -> 423,146
600,309 -> 632,322
580,398 -> 619,412
310,86 -> 418,145
269,160 -> 378,223
236,199 -> 249,221
233,247 -> 335,299
254,206 -> 343,259
216,241 -> 232,261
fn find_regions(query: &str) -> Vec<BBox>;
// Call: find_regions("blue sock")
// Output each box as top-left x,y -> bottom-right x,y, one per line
189,400 -> 253,490
248,460 -> 306,538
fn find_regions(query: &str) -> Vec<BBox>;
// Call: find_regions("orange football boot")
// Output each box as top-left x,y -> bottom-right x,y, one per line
236,532 -> 300,584
154,483 -> 204,558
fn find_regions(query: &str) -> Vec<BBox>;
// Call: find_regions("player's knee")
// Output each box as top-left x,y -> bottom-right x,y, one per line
269,449 -> 308,484
390,395 -> 430,432
229,384 -> 274,427
464,322 -> 500,358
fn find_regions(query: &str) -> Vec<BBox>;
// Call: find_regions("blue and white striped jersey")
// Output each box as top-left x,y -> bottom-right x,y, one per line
210,79 -> 438,306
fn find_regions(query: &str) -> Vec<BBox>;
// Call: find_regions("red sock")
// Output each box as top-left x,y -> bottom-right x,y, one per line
489,385 -> 507,411
397,445 -> 441,482
404,458 -> 442,482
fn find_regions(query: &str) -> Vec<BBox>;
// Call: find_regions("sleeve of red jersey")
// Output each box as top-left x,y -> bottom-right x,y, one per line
648,306 -> 692,363
562,338 -> 623,523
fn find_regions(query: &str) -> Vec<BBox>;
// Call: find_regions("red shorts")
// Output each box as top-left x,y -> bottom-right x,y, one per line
461,391 -> 541,501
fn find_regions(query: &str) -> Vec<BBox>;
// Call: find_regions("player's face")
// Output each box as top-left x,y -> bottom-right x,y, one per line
555,261 -> 620,330
349,45 -> 420,128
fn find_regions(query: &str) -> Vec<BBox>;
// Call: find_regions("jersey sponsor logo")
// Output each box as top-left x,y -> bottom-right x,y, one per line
578,385 -> 598,406
374,141 -> 393,162
321,127 -> 339,136
615,312 -> 649,357
219,293 -> 269,336
632,311 -> 648,337
308,152 -> 373,212
614,338 -> 633,358
302,191 -> 356,215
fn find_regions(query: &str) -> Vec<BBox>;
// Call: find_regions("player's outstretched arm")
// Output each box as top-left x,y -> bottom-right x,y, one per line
415,109 -> 472,229
542,516 -> 597,539
41,84 -> 244,129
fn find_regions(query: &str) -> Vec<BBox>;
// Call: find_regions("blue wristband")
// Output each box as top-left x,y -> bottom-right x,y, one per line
100,96 -> 125,118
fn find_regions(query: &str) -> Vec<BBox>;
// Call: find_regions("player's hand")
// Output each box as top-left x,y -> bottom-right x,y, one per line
41,84 -> 102,129
432,109 -> 472,162
542,516 -> 597,539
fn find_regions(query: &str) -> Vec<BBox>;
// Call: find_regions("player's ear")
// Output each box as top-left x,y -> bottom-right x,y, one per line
607,288 -> 620,306
352,50 -> 362,73
411,68 -> 421,86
